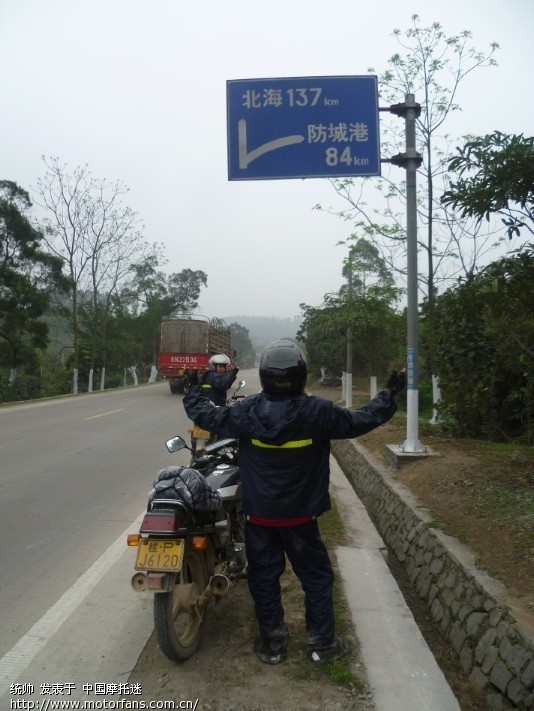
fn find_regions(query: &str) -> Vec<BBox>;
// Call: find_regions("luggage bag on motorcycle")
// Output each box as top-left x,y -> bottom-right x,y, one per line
148,466 -> 222,512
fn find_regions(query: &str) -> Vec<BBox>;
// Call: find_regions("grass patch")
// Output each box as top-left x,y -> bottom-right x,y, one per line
479,440 -> 533,454
350,393 -> 371,408
318,501 -> 365,691
319,498 -> 349,548
471,485 -> 534,551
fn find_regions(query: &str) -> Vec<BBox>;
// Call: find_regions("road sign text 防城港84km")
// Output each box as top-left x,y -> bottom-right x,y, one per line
227,76 -> 380,181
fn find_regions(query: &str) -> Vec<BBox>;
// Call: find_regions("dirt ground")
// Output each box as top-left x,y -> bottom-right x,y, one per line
131,558 -> 374,711
354,403 -> 534,628
129,384 -> 533,710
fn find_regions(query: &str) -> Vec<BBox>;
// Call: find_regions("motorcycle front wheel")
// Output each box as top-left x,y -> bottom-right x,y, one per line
153,548 -> 208,661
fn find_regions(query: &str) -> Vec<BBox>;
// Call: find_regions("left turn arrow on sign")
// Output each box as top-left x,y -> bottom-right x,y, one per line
238,119 -> 305,169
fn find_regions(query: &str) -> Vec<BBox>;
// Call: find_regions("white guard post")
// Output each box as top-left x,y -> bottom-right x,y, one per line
430,374 -> 442,424
404,388 -> 421,452
345,372 -> 353,408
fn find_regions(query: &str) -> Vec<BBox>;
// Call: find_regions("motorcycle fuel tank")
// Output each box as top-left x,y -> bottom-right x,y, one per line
205,464 -> 241,501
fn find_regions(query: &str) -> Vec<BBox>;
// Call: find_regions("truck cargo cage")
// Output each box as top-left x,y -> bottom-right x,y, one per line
157,314 -> 233,395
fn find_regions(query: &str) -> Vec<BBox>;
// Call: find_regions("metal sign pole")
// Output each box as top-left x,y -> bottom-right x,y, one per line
346,325 -> 353,408
346,249 -> 353,407
388,94 -> 424,452
403,95 -> 424,452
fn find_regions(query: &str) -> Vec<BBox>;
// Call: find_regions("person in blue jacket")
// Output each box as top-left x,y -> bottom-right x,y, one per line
199,354 -> 239,406
183,339 -> 405,665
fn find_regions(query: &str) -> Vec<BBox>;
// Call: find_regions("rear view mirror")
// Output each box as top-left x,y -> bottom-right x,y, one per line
165,436 -> 187,453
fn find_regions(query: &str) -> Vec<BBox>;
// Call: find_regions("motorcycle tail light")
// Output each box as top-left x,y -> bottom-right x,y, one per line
147,573 -> 167,591
191,536 -> 208,551
140,511 -> 181,534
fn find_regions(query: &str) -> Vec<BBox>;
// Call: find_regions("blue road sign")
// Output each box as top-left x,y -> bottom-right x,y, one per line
227,76 -> 380,181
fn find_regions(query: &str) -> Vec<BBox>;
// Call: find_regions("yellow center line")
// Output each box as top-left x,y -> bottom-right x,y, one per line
85,408 -> 125,420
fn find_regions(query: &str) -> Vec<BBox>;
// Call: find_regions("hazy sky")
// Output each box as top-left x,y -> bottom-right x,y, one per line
1,0 -> 532,318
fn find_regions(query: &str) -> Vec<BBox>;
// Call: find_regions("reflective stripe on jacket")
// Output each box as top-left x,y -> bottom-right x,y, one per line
251,438 -> 313,449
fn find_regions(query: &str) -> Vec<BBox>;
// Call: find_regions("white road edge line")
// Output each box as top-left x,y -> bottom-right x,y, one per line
0,511 -> 146,686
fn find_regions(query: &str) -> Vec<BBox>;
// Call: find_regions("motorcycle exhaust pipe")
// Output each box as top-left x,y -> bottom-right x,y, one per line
209,574 -> 232,597
131,572 -> 147,592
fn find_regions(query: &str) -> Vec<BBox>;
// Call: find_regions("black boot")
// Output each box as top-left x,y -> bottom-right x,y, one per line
307,636 -> 351,663
253,636 -> 288,665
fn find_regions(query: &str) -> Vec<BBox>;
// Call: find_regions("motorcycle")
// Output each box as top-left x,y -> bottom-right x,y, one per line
127,426 -> 245,662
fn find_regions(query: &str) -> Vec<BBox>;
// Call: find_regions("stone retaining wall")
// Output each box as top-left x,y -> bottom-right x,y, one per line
331,438 -> 534,711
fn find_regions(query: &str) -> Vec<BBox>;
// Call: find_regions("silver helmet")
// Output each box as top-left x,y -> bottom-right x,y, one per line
209,354 -> 231,370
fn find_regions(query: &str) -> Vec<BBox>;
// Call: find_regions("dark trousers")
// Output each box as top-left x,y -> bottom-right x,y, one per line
245,519 -> 335,648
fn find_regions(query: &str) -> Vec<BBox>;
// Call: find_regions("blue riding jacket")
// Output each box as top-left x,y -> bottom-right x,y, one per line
199,368 -> 239,406
183,386 -> 397,521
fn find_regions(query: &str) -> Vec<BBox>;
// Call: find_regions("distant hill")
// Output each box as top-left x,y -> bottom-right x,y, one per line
224,315 -> 302,354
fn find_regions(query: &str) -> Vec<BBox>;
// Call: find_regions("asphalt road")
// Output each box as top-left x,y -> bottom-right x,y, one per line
0,372 -> 258,703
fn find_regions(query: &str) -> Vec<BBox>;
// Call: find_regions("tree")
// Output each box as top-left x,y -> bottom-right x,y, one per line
298,238 -> 404,378
82,189 -> 150,391
340,236 -> 396,299
298,292 -> 404,380
0,181 -> 66,384
442,131 -> 534,238
318,16 -> 499,371
298,295 -> 348,376
434,247 -> 534,442
35,157 -> 148,393
114,257 -> 208,381
229,322 -> 256,367
125,258 -> 208,324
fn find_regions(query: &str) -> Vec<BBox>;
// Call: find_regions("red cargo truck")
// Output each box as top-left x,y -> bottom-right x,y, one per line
157,315 -> 232,394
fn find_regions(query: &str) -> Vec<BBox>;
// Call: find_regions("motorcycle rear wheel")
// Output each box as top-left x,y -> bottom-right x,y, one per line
153,549 -> 208,661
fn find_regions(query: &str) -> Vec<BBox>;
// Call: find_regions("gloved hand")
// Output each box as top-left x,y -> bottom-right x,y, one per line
189,370 -> 199,385
385,369 -> 406,396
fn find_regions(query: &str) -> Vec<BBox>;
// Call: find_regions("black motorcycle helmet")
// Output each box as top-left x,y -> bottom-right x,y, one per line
259,339 -> 307,395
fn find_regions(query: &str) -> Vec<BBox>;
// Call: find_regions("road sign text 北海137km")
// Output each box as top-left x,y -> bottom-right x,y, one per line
227,76 -> 380,181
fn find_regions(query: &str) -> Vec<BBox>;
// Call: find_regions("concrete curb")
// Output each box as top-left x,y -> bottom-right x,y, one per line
330,458 -> 460,710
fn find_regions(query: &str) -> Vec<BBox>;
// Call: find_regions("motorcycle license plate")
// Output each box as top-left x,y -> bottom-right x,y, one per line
135,539 -> 184,572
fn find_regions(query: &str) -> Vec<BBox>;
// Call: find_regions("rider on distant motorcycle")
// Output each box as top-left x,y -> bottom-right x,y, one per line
198,354 -> 240,406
